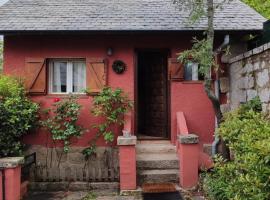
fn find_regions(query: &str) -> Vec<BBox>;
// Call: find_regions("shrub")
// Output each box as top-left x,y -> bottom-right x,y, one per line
0,75 -> 39,157
204,97 -> 270,200
0,75 -> 24,97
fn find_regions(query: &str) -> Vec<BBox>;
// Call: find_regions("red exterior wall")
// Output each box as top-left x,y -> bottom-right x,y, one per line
171,83 -> 215,144
3,33 -> 215,147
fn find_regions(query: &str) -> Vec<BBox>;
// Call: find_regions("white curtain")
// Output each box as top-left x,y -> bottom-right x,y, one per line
53,62 -> 67,93
73,62 -> 86,93
192,63 -> 199,81
53,62 -> 61,92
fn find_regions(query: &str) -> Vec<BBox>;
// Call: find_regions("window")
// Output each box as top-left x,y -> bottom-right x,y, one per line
49,59 -> 86,94
184,62 -> 202,81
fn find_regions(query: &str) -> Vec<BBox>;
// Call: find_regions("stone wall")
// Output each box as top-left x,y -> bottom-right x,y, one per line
229,42 -> 270,112
24,145 -> 119,182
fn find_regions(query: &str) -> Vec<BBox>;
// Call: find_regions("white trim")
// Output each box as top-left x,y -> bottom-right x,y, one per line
67,62 -> 73,93
49,62 -> 53,94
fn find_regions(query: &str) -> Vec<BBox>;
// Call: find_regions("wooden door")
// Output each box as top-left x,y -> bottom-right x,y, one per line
137,51 -> 168,138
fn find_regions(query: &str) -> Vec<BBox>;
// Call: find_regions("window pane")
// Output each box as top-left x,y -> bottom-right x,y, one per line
73,61 -> 86,93
192,63 -> 199,81
184,62 -> 193,81
52,62 -> 67,93
184,62 -> 199,81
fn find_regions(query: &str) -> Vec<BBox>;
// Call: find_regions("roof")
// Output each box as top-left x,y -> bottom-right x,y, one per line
0,0 -> 266,33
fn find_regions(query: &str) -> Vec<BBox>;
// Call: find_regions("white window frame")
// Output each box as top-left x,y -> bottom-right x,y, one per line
49,59 -> 86,94
184,62 -> 199,81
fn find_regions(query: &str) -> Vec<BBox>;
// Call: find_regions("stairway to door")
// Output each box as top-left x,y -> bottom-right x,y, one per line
136,140 -> 179,185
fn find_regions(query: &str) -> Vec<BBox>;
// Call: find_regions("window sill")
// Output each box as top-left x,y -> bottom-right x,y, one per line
46,94 -> 90,99
181,81 -> 204,84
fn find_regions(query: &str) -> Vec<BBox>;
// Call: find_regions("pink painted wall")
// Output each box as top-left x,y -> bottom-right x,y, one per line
171,82 -> 215,144
119,145 -> 137,190
3,33 -> 215,147
4,167 -> 21,200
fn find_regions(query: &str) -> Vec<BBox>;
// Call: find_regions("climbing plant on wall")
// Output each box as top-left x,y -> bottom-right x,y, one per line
41,96 -> 84,153
83,87 -> 133,158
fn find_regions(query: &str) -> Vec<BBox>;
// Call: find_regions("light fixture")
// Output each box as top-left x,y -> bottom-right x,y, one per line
107,47 -> 113,56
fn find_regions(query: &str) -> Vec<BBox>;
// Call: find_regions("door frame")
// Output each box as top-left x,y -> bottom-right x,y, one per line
134,48 -> 171,140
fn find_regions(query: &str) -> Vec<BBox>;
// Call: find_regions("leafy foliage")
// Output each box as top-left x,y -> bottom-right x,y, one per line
242,0 -> 270,19
0,41 -> 2,73
204,97 -> 270,200
0,75 -> 39,157
82,192 -> 97,200
41,96 -> 84,153
178,38 -> 217,77
0,75 -> 24,97
83,87 -> 133,158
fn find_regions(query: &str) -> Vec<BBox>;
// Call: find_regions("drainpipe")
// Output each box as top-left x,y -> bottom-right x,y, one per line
212,35 -> 230,156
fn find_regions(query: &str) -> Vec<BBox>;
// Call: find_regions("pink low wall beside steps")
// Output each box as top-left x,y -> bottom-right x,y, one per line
177,112 -> 213,189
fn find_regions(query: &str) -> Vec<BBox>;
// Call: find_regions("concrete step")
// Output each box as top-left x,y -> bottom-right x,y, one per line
136,153 -> 178,169
136,142 -> 176,154
138,169 -> 179,185
137,140 -> 171,144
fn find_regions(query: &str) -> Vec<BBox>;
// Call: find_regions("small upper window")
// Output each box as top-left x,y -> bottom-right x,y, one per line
49,59 -> 86,94
184,62 -> 203,81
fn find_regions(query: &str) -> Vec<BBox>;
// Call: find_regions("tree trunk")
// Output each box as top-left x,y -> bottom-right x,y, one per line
205,0 -> 230,160
205,0 -> 222,124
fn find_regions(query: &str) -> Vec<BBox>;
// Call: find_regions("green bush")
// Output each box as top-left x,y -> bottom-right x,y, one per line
204,97 -> 270,200
0,75 -> 39,157
0,75 -> 24,98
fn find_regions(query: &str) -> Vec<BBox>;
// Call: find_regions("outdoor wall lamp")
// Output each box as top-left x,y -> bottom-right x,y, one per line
107,47 -> 113,56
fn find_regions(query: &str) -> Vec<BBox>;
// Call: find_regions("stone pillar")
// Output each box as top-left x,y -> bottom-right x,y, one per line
117,136 -> 137,191
178,134 -> 199,189
0,157 -> 24,200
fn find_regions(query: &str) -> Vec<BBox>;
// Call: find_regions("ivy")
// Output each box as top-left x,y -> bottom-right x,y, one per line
41,96 -> 84,153
83,87 -> 133,158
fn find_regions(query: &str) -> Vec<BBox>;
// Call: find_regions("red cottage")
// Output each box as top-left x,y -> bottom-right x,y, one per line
0,0 -> 266,192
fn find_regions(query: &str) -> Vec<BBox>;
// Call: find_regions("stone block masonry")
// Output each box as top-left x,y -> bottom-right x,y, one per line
229,42 -> 270,112
24,146 -> 119,183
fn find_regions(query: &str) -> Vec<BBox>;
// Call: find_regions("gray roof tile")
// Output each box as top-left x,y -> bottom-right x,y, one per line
0,0 -> 266,32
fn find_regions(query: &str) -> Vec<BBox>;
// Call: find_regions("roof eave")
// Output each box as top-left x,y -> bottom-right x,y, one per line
0,29 -> 264,35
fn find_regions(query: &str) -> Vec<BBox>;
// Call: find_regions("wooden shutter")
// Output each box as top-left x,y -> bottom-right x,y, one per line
168,58 -> 184,81
25,58 -> 47,95
86,58 -> 108,94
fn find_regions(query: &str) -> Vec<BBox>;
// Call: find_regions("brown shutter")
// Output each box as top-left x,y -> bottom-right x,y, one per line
168,58 -> 184,81
25,58 -> 47,95
86,58 -> 108,94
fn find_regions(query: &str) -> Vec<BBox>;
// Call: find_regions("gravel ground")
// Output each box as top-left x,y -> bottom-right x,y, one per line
24,191 -> 204,200
24,191 -> 142,200
24,190 -> 205,200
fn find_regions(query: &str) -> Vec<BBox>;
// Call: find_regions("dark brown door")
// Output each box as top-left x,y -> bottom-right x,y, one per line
137,51 -> 168,138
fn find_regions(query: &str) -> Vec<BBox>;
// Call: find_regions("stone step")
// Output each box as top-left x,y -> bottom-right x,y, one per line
136,142 -> 176,154
136,153 -> 178,169
138,169 -> 179,185
137,140 -> 171,145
